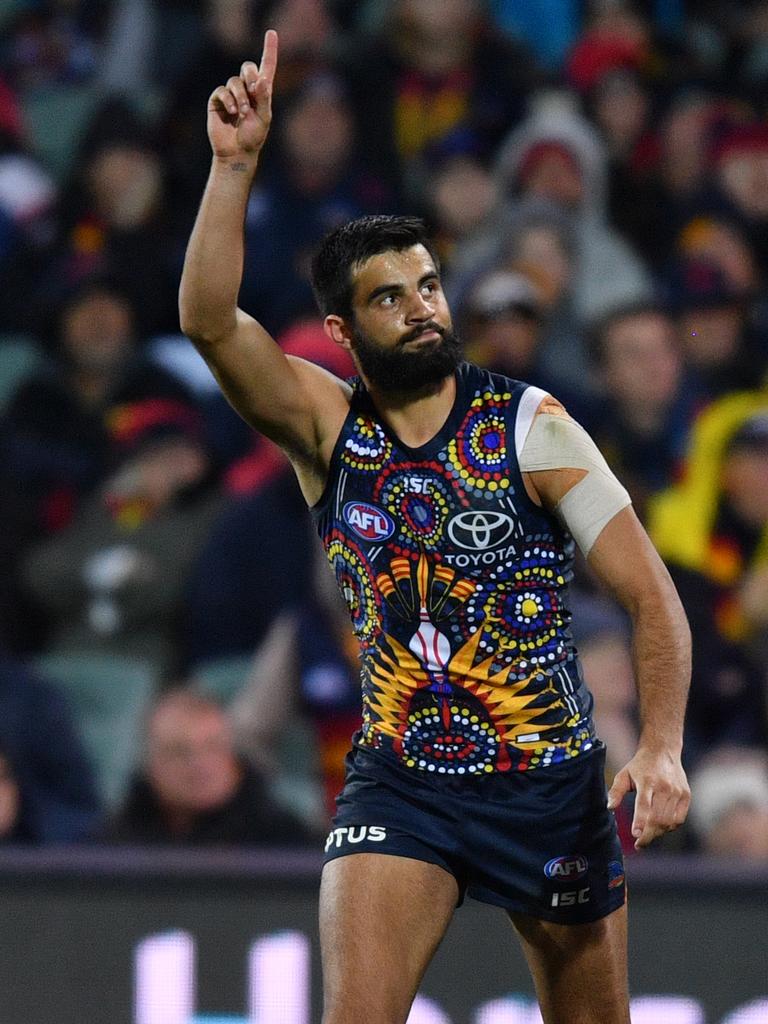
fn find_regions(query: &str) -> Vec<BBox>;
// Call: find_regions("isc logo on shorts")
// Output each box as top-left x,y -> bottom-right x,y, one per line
550,887 -> 591,907
324,825 -> 388,852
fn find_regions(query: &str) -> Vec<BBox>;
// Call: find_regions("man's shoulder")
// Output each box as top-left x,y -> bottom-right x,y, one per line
459,361 -> 534,399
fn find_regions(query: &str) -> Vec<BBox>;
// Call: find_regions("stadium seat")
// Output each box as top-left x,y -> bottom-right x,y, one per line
191,655 -> 254,705
0,334 -> 43,411
270,716 -> 326,828
34,652 -> 158,807
21,85 -> 101,182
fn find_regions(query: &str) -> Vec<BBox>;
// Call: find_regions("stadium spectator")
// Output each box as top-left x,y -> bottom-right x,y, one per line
460,265 -> 593,424
0,652 -> 100,844
448,195 -> 597,400
99,689 -> 313,844
674,212 -> 768,353
421,150 -> 499,270
337,0 -> 538,200
493,92 -> 653,324
666,256 -> 767,408
0,75 -> 58,331
35,104 -> 181,337
162,0 -> 331,228
461,266 -> 546,374
707,122 -> 768,275
676,214 -> 760,300
657,92 -> 744,222
649,396 -> 768,765
447,95 -> 653,401
568,32 -> 670,267
1,0 -> 107,91
237,71 -> 394,335
1,277 -> 195,542
21,398 -> 220,677
688,749 -> 768,860
590,303 -> 688,519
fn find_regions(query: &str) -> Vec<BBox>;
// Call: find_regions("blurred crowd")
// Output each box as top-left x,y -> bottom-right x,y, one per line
1,0 -> 768,861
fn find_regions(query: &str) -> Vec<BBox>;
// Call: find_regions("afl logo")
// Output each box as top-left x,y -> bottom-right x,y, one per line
544,856 -> 589,880
343,502 -> 395,541
447,510 -> 514,550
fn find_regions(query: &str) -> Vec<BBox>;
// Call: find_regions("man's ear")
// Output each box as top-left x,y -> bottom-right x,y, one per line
324,315 -> 354,351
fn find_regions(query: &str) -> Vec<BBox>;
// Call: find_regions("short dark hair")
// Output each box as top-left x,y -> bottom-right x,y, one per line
310,215 -> 441,320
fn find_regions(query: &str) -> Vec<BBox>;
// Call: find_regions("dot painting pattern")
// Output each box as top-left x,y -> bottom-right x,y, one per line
374,463 -> 456,553
316,368 -> 596,775
341,416 -> 392,473
325,530 -> 382,641
443,391 -> 512,496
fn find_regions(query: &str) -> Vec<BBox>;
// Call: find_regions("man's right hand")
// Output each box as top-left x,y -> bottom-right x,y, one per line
207,29 -> 278,161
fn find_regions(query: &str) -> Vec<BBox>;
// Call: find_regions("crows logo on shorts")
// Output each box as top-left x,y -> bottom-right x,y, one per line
608,860 -> 625,889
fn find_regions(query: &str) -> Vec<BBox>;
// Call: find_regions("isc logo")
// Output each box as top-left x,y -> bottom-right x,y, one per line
402,475 -> 433,495
551,887 -> 591,907
343,502 -> 395,541
544,855 -> 588,880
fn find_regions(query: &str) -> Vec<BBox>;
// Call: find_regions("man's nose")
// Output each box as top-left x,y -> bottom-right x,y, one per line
405,290 -> 434,322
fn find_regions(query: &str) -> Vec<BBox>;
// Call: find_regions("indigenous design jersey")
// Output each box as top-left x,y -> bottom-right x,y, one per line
312,363 -> 596,775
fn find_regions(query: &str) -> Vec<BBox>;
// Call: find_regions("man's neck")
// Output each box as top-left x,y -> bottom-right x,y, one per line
366,372 -> 457,449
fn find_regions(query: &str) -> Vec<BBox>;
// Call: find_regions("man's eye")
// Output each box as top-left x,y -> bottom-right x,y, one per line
381,295 -> 397,306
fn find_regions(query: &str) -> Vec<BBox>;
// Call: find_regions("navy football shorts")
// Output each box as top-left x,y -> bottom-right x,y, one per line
324,743 -> 626,925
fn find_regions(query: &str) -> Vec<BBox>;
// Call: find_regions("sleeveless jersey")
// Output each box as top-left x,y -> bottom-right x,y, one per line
312,362 -> 597,776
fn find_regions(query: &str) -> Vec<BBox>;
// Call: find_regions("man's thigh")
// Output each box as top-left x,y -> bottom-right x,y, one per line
509,903 -> 630,1024
319,852 -> 459,1024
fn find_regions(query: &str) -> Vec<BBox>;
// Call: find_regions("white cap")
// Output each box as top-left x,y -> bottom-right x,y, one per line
689,754 -> 768,838
468,270 -> 542,319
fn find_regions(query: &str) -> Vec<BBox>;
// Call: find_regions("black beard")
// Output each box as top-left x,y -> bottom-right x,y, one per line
352,322 -> 463,394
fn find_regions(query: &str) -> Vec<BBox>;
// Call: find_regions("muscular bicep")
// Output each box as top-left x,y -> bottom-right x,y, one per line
587,505 -> 686,624
192,308 -> 349,457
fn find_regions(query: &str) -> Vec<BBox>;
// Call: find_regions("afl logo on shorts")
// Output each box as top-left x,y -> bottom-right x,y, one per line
447,510 -> 514,550
343,502 -> 395,541
544,855 -> 589,880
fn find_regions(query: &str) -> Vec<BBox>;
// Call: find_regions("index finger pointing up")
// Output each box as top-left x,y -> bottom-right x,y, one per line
259,29 -> 279,88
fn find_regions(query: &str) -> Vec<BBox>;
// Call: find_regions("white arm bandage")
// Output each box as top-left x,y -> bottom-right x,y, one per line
518,412 -> 631,556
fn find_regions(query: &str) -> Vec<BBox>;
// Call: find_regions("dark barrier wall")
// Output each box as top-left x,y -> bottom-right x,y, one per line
0,849 -> 766,1024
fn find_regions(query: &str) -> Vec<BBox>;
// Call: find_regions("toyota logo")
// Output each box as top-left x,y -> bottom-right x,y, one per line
447,510 -> 515,550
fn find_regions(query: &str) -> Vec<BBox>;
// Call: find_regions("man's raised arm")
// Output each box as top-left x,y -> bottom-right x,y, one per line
179,30 -> 345,461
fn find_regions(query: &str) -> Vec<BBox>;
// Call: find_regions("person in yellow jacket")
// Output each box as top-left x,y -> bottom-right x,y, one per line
649,389 -> 768,764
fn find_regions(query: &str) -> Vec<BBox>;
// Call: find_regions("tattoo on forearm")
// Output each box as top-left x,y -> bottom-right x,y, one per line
229,161 -> 249,172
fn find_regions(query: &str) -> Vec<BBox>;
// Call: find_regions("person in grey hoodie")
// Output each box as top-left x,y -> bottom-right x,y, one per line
447,92 -> 653,398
